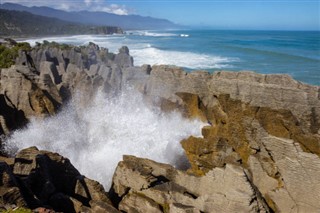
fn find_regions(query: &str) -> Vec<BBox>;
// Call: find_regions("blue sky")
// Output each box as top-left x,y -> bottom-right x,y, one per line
1,0 -> 319,30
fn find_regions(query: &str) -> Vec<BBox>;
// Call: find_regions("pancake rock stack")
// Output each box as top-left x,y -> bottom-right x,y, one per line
0,41 -> 319,212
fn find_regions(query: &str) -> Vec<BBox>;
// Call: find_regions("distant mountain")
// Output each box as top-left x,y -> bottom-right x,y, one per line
0,9 -> 123,37
0,3 -> 180,30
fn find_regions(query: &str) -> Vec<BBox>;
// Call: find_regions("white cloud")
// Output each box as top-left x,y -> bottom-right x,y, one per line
1,0 -> 132,15
59,3 -> 71,11
99,4 -> 129,15
84,0 -> 93,6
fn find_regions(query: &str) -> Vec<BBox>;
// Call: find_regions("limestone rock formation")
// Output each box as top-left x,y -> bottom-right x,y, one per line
144,66 -> 320,212
0,42 -> 136,135
111,155 -> 269,212
0,147 -> 119,213
262,136 -> 320,212
0,42 -> 319,212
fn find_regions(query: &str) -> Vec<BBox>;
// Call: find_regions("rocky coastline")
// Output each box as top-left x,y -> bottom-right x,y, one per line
0,40 -> 319,212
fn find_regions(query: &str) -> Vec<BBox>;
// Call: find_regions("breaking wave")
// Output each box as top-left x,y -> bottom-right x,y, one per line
4,87 -> 204,189
22,34 -> 237,70
131,47 -> 237,69
128,30 -> 178,37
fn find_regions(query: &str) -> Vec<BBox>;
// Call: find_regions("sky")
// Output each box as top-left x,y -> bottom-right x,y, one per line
0,0 -> 319,30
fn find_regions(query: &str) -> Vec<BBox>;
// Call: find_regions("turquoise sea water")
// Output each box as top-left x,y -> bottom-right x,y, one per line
24,30 -> 320,85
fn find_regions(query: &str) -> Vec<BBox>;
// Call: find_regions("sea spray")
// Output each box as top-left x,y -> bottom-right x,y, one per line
4,87 -> 205,189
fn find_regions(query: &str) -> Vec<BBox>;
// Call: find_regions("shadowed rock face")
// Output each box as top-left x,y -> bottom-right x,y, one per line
0,42 -> 319,212
111,155 -> 269,212
0,147 -> 119,212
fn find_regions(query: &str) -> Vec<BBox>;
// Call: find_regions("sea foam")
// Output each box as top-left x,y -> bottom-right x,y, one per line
4,87 -> 204,189
127,30 -> 178,37
131,47 -> 235,69
22,34 -> 236,70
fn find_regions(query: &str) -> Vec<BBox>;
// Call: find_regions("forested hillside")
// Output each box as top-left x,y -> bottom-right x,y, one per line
0,9 -> 123,37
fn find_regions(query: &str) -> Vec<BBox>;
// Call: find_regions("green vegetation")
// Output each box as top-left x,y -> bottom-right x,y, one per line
36,40 -> 72,50
0,42 -> 31,68
2,207 -> 33,213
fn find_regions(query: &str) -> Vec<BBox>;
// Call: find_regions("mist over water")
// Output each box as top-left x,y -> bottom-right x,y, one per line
4,87 -> 204,189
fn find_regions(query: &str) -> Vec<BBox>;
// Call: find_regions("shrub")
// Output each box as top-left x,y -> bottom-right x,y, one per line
0,42 -> 31,68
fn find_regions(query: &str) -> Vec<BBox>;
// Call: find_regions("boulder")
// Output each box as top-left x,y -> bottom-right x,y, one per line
0,147 -> 119,212
111,155 -> 270,212
0,161 -> 27,209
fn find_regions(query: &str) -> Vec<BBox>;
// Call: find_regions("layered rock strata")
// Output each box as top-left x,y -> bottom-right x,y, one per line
0,147 -> 119,212
0,41 -> 319,212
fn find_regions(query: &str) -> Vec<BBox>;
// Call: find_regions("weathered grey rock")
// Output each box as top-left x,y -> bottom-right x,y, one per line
39,61 -> 61,85
262,136 -> 320,212
119,192 -> 162,213
0,65 -> 59,119
247,156 -> 278,198
87,64 -> 100,77
114,46 -> 133,68
111,155 -> 269,213
74,176 -> 111,204
88,200 -> 120,213
0,147 -> 118,212
0,161 -> 27,208
169,203 -> 200,213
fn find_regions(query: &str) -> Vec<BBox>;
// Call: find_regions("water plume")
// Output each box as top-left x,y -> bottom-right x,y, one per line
4,87 -> 204,189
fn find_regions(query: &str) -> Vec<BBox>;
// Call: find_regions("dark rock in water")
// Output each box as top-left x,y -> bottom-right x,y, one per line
0,147 -> 119,212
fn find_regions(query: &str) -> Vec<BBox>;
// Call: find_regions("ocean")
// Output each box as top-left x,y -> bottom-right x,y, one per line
23,29 -> 320,85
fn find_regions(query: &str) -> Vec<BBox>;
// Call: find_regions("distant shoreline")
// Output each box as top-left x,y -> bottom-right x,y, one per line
0,33 -> 125,42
